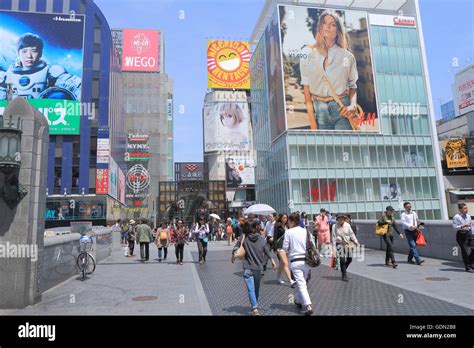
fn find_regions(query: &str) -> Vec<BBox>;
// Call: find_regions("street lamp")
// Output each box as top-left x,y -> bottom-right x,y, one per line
0,115 -> 27,209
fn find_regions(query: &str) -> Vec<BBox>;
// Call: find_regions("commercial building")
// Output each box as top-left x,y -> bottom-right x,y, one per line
0,0 -> 127,227
158,163 -> 226,224
437,64 -> 474,217
112,28 -> 174,222
203,40 -> 256,216
249,0 -> 447,220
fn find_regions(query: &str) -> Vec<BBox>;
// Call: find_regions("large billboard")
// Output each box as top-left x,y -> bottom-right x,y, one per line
225,156 -> 255,188
122,29 -> 159,72
0,11 -> 84,134
125,132 -> 151,208
203,91 -> 251,152
278,5 -> 379,134
178,163 -> 205,182
454,65 -> 474,115
207,40 -> 250,89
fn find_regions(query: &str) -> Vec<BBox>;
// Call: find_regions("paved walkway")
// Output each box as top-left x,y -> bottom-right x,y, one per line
1,241 -> 472,315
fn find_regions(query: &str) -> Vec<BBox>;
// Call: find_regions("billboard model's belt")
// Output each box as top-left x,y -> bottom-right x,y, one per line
312,93 -> 348,102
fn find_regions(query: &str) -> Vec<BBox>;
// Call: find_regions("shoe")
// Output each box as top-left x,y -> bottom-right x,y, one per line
342,274 -> 349,282
180,262 -> 183,265
392,263 -> 398,269
158,259 -> 162,263
177,260 -> 180,264
294,302 -> 302,309
416,260 -> 425,265
385,263 -> 391,267
140,260 -> 145,263
251,309 -> 260,316
199,260 -> 203,265
304,305 -> 313,316
277,278 -> 285,284
145,258 -> 149,261
290,280 -> 297,288
407,260 -> 416,264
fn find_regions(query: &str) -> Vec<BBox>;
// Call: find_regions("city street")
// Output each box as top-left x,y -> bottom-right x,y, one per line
2,242 -> 472,316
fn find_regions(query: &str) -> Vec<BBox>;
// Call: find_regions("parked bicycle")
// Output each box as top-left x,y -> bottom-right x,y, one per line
76,235 -> 96,280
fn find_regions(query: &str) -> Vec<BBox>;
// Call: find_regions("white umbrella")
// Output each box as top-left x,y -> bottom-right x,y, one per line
209,213 -> 221,220
244,204 -> 276,216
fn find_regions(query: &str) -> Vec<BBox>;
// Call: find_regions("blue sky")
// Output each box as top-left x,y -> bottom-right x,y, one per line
95,0 -> 474,163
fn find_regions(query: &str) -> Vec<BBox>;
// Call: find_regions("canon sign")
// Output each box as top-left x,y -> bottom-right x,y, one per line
122,29 -> 159,72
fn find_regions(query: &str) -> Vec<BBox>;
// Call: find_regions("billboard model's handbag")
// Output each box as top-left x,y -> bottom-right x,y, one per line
314,58 -> 363,131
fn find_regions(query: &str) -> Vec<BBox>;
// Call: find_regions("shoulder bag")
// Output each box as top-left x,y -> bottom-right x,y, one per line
234,234 -> 246,260
305,229 -> 321,268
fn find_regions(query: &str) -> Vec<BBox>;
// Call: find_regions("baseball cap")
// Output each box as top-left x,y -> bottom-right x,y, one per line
386,206 -> 395,211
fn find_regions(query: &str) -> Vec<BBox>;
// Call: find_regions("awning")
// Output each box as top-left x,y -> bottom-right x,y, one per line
448,190 -> 474,196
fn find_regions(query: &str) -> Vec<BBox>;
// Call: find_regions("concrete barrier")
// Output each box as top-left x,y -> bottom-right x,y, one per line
40,227 -> 113,293
352,220 -> 465,263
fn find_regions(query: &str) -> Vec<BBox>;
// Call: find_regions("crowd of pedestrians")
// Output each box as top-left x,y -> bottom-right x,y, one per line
113,201 -> 472,316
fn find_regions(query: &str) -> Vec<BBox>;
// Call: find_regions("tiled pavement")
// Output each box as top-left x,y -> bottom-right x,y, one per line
1,241 -> 472,316
192,243 -> 474,316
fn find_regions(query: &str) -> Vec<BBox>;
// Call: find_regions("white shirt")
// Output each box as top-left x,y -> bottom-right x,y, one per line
283,226 -> 314,261
331,222 -> 358,246
265,221 -> 275,238
300,45 -> 358,98
401,210 -> 419,230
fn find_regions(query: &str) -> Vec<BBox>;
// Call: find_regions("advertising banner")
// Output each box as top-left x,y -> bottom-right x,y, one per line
122,29 -> 159,72
0,11 -> 85,134
207,40 -> 250,89
381,184 -> 401,201
108,157 -> 118,199
119,169 -> 126,205
444,138 -> 470,168
125,131 -> 151,208
225,157 -> 255,188
96,169 -> 109,194
204,98 -> 250,152
278,5 -> 379,135
454,65 -> 474,114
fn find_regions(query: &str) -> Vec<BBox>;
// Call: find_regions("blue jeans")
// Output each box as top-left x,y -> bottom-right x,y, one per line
405,230 -> 421,263
243,269 -> 261,309
313,96 -> 352,130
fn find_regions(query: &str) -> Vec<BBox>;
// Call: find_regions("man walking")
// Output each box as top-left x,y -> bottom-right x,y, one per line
452,203 -> 473,273
136,219 -> 153,262
401,202 -> 424,265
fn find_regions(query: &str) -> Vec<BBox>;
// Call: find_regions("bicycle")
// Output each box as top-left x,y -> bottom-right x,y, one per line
76,235 -> 96,280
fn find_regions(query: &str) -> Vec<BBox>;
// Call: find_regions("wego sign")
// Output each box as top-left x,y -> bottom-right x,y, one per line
122,29 -> 159,72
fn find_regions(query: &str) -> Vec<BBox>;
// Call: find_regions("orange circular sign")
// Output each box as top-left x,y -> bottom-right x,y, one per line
207,40 -> 250,89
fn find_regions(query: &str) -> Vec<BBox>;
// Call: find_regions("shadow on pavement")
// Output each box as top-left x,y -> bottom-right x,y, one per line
321,276 -> 342,281
438,268 -> 469,273
366,263 -> 390,267
441,261 -> 465,269
268,303 -> 300,314
221,305 -> 251,315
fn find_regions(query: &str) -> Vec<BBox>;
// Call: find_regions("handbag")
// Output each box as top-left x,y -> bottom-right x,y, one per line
415,230 -> 427,247
234,234 -> 246,260
375,223 -> 389,236
203,237 -> 209,244
305,230 -> 321,268
314,56 -> 364,131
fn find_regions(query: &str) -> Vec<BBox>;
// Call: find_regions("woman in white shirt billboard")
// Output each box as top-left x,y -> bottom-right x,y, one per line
282,213 -> 315,316
300,10 -> 359,130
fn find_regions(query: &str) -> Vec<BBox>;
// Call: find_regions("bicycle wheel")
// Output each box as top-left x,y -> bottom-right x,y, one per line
76,253 -> 87,280
86,253 -> 96,274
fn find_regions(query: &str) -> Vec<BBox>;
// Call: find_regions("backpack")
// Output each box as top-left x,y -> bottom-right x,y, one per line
159,229 -> 168,240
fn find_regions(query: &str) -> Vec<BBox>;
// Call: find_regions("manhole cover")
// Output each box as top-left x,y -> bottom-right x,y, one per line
132,296 -> 158,301
425,277 -> 450,281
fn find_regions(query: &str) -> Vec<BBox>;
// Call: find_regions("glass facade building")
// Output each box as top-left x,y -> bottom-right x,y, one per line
249,0 -> 447,221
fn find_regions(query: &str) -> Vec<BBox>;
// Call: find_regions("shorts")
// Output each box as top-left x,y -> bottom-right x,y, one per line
318,231 -> 330,245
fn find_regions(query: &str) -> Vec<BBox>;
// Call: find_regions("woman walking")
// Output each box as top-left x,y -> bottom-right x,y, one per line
377,206 -> 404,268
226,218 -> 234,245
154,223 -> 171,262
171,220 -> 188,265
273,213 -> 296,287
283,213 -> 315,316
232,221 -> 276,316
316,209 -> 331,257
127,220 -> 136,257
332,214 -> 360,282
193,217 -> 210,264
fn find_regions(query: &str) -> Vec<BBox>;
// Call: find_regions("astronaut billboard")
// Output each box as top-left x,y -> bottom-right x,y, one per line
0,11 -> 84,135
